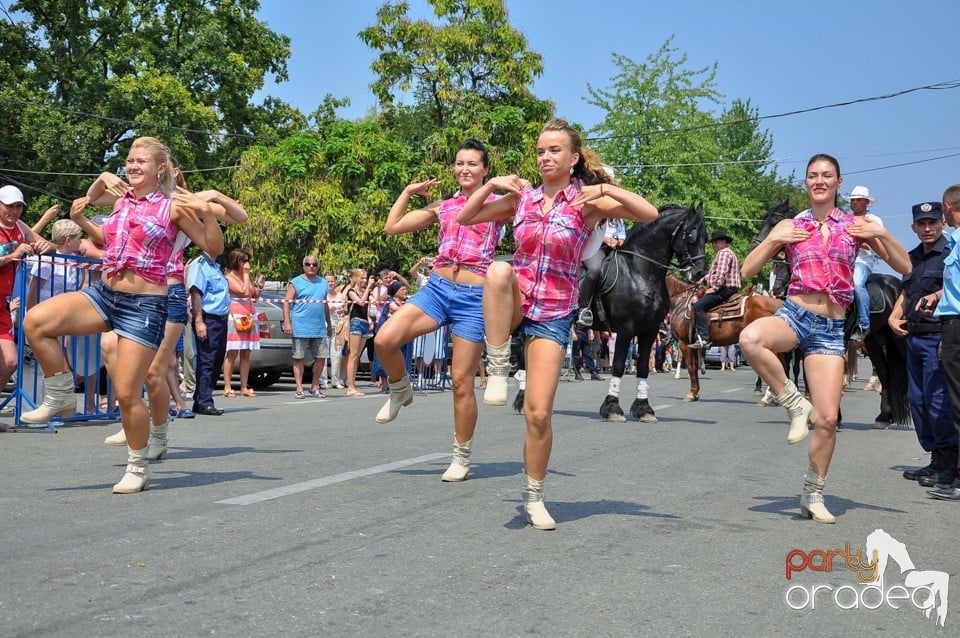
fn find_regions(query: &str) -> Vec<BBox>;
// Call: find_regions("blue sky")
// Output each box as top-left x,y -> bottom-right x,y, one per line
255,0 -> 960,262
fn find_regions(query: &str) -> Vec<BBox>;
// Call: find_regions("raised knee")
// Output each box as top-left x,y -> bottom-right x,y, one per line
485,262 -> 514,289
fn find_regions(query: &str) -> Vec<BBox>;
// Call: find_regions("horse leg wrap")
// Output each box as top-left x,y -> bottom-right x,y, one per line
635,377 -> 649,400
607,376 -> 621,398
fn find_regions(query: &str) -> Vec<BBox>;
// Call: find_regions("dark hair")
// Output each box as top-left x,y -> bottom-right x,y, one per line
541,118 -> 609,185
457,138 -> 489,168
806,153 -> 842,207
806,153 -> 841,177
226,247 -> 250,270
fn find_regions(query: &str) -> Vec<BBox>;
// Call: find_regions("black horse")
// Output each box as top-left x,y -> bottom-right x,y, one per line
596,203 -> 707,422
849,274 -> 910,427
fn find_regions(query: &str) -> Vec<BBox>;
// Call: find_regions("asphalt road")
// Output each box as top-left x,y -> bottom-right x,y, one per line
1,361 -> 955,637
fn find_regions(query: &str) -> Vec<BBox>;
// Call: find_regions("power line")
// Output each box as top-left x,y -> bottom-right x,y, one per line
585,79 -> 960,142
0,95 -> 281,143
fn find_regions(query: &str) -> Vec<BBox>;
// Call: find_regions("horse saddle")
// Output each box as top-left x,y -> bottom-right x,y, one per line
706,288 -> 755,324
866,276 -> 896,315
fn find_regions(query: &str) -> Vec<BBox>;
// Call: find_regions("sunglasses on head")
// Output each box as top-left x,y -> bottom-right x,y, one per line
239,257 -> 250,263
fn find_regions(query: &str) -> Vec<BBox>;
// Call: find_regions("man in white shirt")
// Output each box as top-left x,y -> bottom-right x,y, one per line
848,185 -> 884,341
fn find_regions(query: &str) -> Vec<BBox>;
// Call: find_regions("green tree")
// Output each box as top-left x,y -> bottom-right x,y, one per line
586,38 -> 803,261
352,0 -> 554,261
0,0 -> 298,219
232,0 -> 555,277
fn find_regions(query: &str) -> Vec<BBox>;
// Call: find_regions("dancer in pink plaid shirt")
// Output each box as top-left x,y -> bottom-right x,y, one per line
458,119 -> 658,530
740,153 -> 910,523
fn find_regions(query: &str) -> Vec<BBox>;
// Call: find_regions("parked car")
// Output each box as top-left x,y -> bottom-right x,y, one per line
703,344 -> 745,369
247,297 -> 294,389
246,291 -> 370,388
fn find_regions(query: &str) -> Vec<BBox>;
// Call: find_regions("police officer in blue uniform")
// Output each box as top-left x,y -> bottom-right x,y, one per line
892,202 -> 958,485
929,184 -> 960,500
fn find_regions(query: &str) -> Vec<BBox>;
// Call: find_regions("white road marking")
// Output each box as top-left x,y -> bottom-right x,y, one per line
215,452 -> 449,505
653,404 -> 674,411
721,387 -> 742,393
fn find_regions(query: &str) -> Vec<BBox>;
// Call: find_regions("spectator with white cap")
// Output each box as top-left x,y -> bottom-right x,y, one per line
847,185 -> 884,341
0,185 -> 54,423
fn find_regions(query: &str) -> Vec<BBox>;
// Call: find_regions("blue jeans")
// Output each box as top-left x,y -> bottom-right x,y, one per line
80,280 -> 167,350
349,317 -> 373,338
518,312 -> 575,350
407,273 -> 485,343
166,282 -> 188,324
854,263 -> 871,331
773,298 -> 845,357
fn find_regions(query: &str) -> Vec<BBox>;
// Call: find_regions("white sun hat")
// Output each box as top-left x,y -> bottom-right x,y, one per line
847,185 -> 877,204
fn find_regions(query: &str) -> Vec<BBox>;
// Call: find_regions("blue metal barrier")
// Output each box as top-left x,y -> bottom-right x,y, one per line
1,253 -> 119,432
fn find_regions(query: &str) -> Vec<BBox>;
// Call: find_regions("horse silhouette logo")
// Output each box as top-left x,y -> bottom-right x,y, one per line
785,528 -> 949,626
866,529 -> 949,627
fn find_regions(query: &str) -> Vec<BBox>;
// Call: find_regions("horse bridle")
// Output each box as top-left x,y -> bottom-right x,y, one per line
600,210 -> 704,294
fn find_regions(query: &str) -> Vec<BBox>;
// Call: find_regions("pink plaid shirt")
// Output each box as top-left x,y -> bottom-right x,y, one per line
513,182 -> 592,321
434,191 -> 502,277
786,208 -> 859,309
706,246 -> 741,289
101,189 -> 178,286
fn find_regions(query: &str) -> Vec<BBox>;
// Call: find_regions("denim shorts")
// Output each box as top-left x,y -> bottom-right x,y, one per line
166,282 -> 188,324
518,311 -> 576,350
349,316 -> 373,338
80,279 -> 167,350
774,298 -> 845,357
292,336 -> 328,360
407,273 -> 485,343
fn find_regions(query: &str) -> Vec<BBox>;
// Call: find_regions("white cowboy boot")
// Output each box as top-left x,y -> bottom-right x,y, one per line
521,474 -> 556,530
104,427 -> 127,446
375,374 -> 413,424
146,420 -> 169,461
484,340 -> 511,406
441,438 -> 471,482
113,445 -> 151,494
19,372 -> 77,423
775,380 -> 814,444
799,468 -> 835,524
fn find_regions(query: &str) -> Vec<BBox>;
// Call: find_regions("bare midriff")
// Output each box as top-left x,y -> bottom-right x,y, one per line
790,292 -> 845,320
432,264 -> 485,286
106,269 -> 167,295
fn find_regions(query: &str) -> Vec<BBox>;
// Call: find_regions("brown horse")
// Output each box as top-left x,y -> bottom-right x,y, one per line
667,273 -> 782,401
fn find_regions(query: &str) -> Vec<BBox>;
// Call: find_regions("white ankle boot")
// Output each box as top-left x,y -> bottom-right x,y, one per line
113,446 -> 151,494
20,372 -> 77,424
104,428 -> 127,446
441,439 -> 471,482
799,469 -> 835,523
521,474 -> 556,530
375,375 -> 413,424
775,380 -> 814,444
484,340 -> 511,406
146,421 -> 169,461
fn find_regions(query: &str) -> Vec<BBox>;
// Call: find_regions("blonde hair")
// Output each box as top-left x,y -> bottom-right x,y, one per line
130,137 -> 176,196
541,118 -> 610,185
51,219 -> 82,243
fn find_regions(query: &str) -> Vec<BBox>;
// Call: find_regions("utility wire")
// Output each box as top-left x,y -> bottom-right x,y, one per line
585,79 -> 960,142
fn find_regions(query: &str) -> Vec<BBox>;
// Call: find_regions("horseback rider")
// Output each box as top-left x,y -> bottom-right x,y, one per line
847,185 -> 883,341
690,229 -> 740,349
576,216 -> 625,327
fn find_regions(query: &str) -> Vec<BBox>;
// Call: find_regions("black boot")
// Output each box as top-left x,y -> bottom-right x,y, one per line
919,448 -> 959,488
904,449 -> 940,481
574,368 -> 584,381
